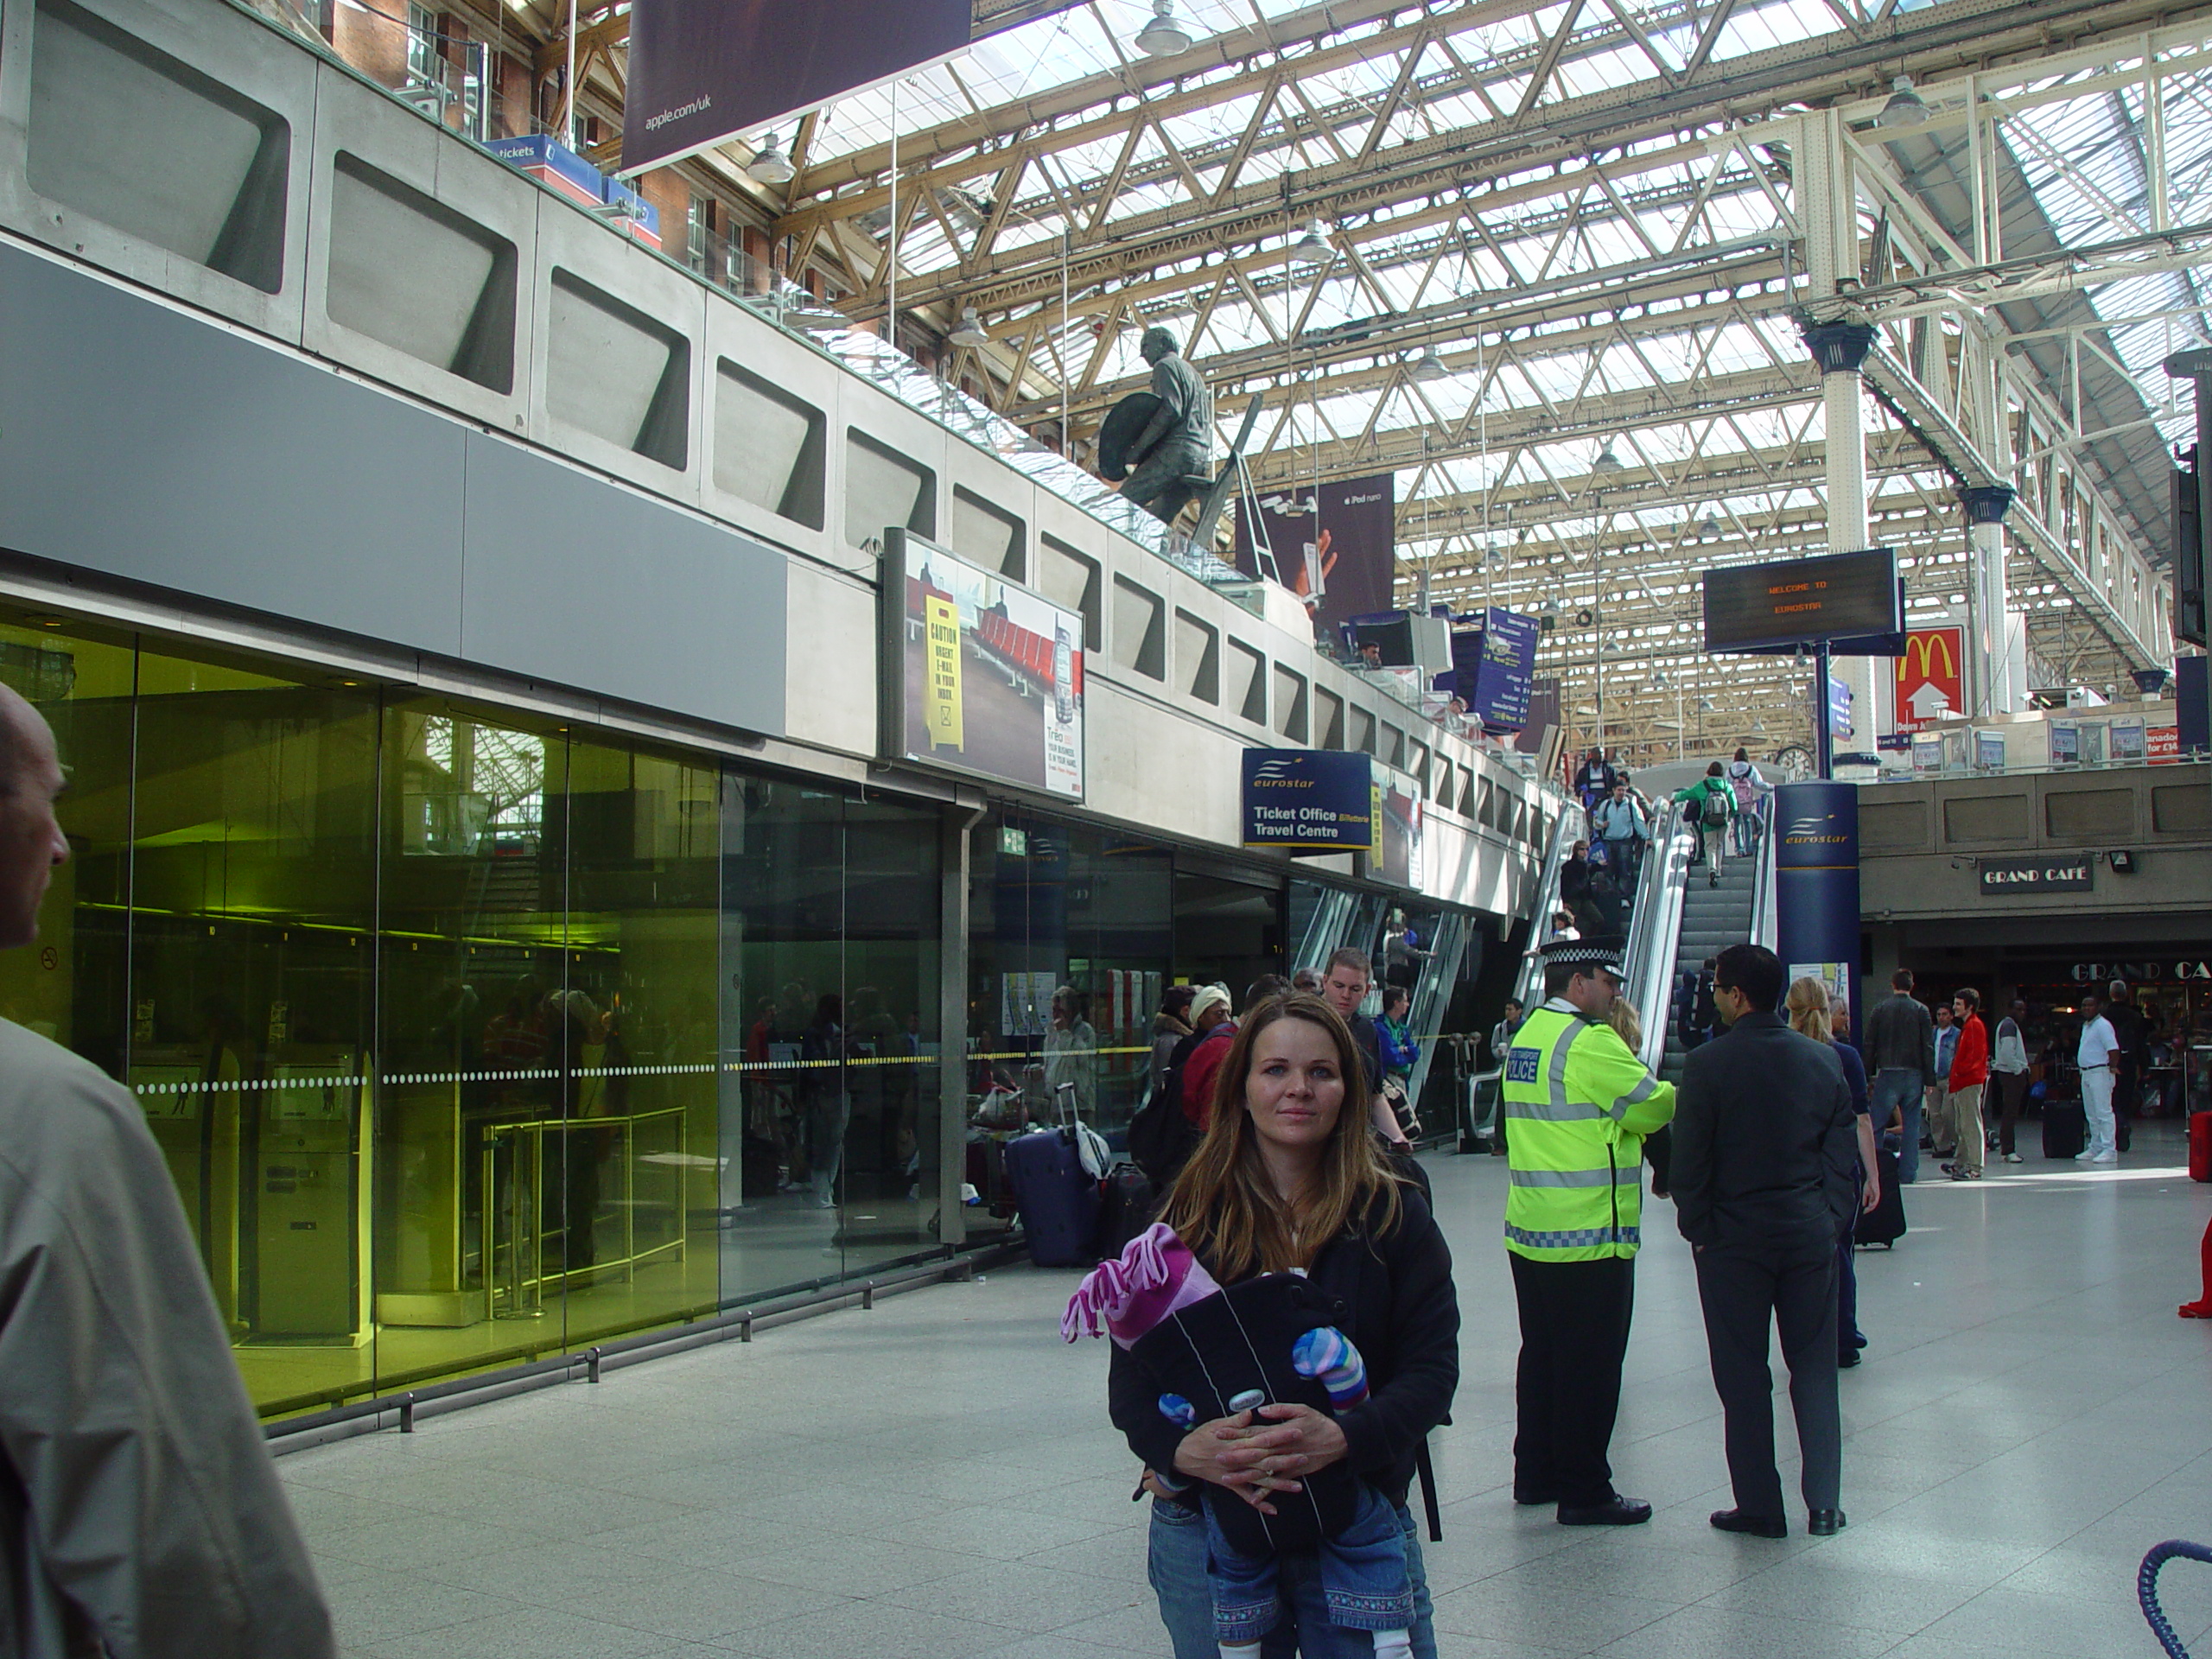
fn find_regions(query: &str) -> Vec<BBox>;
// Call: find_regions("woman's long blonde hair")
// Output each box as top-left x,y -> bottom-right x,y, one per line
1785,976 -> 1834,1044
1161,994 -> 1403,1281
1606,996 -> 1643,1053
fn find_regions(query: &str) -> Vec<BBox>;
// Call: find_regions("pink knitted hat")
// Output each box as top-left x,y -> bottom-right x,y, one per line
1061,1222 -> 1222,1348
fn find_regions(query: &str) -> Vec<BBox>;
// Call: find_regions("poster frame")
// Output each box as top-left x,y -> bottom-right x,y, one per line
878,527 -> 1086,802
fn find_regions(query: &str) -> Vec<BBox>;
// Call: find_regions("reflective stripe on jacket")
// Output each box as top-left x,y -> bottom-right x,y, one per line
1501,1002 -> 1677,1262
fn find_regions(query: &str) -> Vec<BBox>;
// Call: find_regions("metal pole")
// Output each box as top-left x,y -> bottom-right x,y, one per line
1815,640 -> 1834,779
887,79 -> 899,353
563,0 -> 577,149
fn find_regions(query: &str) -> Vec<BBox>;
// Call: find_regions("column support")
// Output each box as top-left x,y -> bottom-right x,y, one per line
1961,486 -> 2017,718
1802,319 -> 1878,760
936,796 -> 982,1248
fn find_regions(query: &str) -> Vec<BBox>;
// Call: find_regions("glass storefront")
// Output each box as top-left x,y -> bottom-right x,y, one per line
0,607 -> 1480,1414
0,613 -> 943,1417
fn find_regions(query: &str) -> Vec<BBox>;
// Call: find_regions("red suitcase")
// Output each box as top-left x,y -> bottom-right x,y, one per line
2190,1112 -> 2212,1184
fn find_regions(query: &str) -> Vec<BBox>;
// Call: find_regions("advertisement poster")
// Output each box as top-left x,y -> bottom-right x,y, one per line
2149,721 -> 2180,764
1370,770 -> 1424,891
1233,474 -> 1397,637
621,0 -> 970,175
1241,750 -> 1376,851
1894,626 -> 1964,731
2049,721 -> 2080,765
1000,971 -> 1056,1038
882,531 -> 1084,800
2110,717 -> 2146,762
1975,730 -> 2006,770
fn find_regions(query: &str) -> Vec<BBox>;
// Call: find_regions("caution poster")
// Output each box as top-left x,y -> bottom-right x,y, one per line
923,594 -> 963,749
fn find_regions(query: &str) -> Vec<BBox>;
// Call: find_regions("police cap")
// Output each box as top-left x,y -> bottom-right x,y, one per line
1537,936 -> 1627,980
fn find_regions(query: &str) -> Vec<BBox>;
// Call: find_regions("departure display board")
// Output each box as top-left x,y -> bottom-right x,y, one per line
1701,549 -> 1900,653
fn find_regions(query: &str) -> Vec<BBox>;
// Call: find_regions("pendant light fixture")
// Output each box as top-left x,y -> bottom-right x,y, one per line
949,305 -> 989,347
1135,0 -> 1191,57
1876,74 -> 1929,129
747,132 -> 795,185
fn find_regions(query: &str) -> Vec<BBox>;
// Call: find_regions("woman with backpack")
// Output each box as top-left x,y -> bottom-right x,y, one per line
1675,763 -> 1738,887
1724,748 -> 1768,856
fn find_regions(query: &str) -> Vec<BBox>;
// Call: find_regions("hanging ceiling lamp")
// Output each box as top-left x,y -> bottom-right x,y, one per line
949,305 -> 989,347
1410,346 -> 1447,382
1288,217 -> 1334,270
1135,0 -> 1191,57
747,132 -> 795,185
1876,74 -> 1929,130
1592,441 -> 1626,475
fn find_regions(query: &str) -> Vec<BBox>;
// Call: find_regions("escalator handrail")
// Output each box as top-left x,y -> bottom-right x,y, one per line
1751,803 -> 1778,951
1510,804 -> 1580,1014
1629,803 -> 1695,1076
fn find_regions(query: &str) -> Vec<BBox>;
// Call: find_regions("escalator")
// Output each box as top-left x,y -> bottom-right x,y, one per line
1623,804 -> 1777,1086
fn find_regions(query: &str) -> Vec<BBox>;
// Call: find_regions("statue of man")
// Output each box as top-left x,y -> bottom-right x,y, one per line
1118,327 -> 1214,524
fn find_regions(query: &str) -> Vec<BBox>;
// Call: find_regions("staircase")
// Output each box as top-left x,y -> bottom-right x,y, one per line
1659,851 -> 1758,1087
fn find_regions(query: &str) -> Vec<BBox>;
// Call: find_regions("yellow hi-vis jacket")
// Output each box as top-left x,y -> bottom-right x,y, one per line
1503,1000 -> 1677,1262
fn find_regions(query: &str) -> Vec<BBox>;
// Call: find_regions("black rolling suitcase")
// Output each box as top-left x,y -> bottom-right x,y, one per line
1092,1161 -> 1154,1260
1855,1147 -> 1905,1248
2043,1101 -> 2087,1160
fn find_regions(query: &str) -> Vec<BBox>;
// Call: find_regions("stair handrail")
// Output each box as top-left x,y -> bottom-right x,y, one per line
1628,802 -> 1694,1075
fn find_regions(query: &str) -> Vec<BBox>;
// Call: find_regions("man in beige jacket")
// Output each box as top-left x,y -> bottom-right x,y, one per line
0,682 -> 334,1657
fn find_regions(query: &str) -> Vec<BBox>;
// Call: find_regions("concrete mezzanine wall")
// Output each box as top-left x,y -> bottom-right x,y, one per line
1858,761 -> 2212,925
0,0 -> 1547,921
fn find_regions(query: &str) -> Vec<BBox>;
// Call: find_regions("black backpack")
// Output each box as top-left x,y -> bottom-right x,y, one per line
1127,1048 -> 1202,1186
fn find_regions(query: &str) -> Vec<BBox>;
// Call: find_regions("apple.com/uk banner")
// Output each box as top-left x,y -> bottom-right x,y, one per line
620,0 -> 970,176
1232,474 -> 1396,639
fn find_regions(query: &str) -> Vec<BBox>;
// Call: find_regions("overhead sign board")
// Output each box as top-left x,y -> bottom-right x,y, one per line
1979,855 -> 2094,895
1703,549 -> 1901,653
1894,626 -> 1964,731
879,530 -> 1084,800
1242,751 -> 1374,852
1465,607 -> 1540,730
621,0 -> 971,175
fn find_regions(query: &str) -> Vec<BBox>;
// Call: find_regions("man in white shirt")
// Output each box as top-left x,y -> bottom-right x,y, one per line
1990,999 -> 2031,1165
2075,992 -> 2120,1165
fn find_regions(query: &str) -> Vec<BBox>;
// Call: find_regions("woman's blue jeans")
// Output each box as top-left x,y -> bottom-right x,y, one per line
1147,1493 -> 1439,1658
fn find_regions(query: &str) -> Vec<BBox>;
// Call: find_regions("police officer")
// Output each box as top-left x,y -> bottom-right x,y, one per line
1503,937 -> 1676,1525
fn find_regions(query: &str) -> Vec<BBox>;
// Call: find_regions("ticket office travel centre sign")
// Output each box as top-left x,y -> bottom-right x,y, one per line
1242,751 -> 1376,852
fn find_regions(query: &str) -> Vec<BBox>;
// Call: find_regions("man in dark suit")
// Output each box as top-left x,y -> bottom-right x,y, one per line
1672,944 -> 1860,1541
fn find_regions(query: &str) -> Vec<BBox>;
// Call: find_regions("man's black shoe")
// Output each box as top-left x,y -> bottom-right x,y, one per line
1708,1509 -> 1787,1539
1513,1487 -> 1560,1507
1837,1348 -> 1861,1368
1558,1497 -> 1652,1527
1807,1510 -> 1847,1536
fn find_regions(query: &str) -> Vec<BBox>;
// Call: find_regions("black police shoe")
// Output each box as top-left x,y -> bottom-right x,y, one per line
1709,1508 -> 1787,1538
1808,1509 -> 1847,1536
1558,1496 -> 1653,1526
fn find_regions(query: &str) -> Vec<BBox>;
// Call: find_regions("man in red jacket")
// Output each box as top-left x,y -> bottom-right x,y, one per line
1942,988 -> 1990,1181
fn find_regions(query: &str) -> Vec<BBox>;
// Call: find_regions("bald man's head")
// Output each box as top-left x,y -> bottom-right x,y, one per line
0,684 -> 68,950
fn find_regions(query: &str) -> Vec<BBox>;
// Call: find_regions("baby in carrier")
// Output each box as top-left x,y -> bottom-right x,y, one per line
1065,1223 -> 1413,1658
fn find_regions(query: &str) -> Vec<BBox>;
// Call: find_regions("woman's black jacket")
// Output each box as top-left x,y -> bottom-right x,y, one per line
1106,1184 -> 1459,1510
